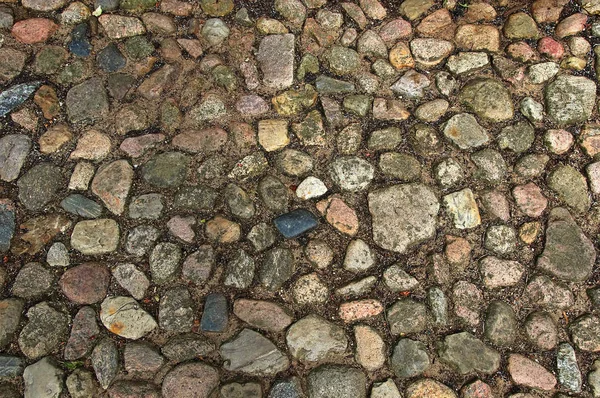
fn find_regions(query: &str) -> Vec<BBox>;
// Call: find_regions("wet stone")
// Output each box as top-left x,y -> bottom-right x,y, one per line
66,78 -> 109,124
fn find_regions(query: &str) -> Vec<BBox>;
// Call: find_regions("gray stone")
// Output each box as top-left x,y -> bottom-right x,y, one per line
162,362 -> 219,398
259,247 -> 295,291
159,287 -> 194,333
174,185 -> 218,211
142,152 -> 190,188
443,113 -> 489,149
371,379 -> 401,398
220,328 -> 290,376
391,338 -> 430,378
18,163 -> 64,211
0,356 -> 24,377
60,194 -> 103,218
471,149 -> 507,186
368,184 -> 439,253
247,223 -> 277,252
498,121 -> 535,153
387,299 -> 428,335
126,225 -> 160,256
537,207 -> 595,282
545,74 -> 596,125
570,314 -> 600,352
0,82 -> 41,118
66,78 -> 109,124
64,306 -> 99,361
66,369 -> 99,398
23,357 -> 64,398
286,314 -> 348,363
150,242 -> 182,284
129,193 -> 164,219
124,342 -> 164,378
182,246 -> 215,285
484,301 -> 517,347
46,242 -> 69,267
438,332 -> 501,374
258,176 -> 289,213
589,360 -> 600,398
221,382 -> 262,398
71,219 -> 119,255
257,34 -> 295,90
484,225 -> 516,255
11,262 -> 53,299
428,287 -> 448,326
112,263 -> 150,300
161,333 -> 215,363
269,377 -> 304,398
91,338 -> 119,390
0,135 -> 31,182
225,183 -> 255,219
557,343 -> 581,392
459,78 -> 514,122
307,365 -> 366,398
18,302 -> 69,359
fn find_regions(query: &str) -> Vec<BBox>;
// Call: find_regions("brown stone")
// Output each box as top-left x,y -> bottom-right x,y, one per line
455,24 -> 500,52
233,299 -> 293,332
59,263 -> 110,304
12,18 -> 58,44
34,85 -> 60,119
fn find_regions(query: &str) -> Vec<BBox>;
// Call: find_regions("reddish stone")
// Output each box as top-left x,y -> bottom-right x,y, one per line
316,196 -> 359,236
12,18 -> 58,44
379,18 -> 412,45
461,380 -> 493,398
120,134 -> 166,158
339,299 -> 383,323
416,9 -> 455,40
513,183 -> 548,217
160,0 -> 193,16
508,354 -> 557,391
59,263 -> 110,304
532,0 -> 568,23
34,85 -> 60,120
64,306 -> 100,360
445,235 -> 471,270
538,37 -> 565,60
167,215 -> 196,243
172,128 -> 228,153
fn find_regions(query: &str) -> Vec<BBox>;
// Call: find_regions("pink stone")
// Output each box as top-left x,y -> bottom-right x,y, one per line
379,18 -> 412,45
167,215 -> 196,243
508,354 -> 557,391
120,134 -> 165,158
316,196 -> 359,236
513,183 -> 548,217
555,13 -> 588,38
461,380 -> 493,398
177,39 -> 203,58
235,95 -> 269,116
538,37 -> 565,59
12,18 -> 58,44
339,299 -> 383,323
160,0 -> 193,16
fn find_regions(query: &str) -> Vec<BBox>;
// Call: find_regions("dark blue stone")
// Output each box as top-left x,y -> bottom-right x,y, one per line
200,293 -> 228,332
69,23 -> 91,57
60,194 -> 103,218
97,43 -> 126,73
0,201 -> 14,253
273,209 -> 318,238
0,82 -> 41,118
0,356 -> 23,377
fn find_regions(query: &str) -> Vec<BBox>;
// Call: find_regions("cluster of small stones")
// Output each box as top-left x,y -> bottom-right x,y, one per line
3,0 -> 600,397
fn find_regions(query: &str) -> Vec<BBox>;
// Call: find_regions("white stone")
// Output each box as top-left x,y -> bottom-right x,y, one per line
296,176 -> 327,200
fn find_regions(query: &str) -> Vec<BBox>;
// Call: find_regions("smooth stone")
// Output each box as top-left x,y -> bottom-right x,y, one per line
60,194 -> 103,218
200,293 -> 228,332
0,82 -> 41,117
274,209 -> 318,238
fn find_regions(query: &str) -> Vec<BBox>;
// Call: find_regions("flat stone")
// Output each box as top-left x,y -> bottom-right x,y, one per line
438,332 -> 500,374
459,78 -> 513,122
19,302 -> 69,359
0,356 -> 24,378
17,163 -> 64,211
557,343 -> 582,392
443,113 -> 489,149
23,357 -> 64,398
259,247 -> 295,291
0,82 -> 41,118
99,15 -> 146,39
570,314 -> 600,352
444,188 -> 481,229
480,256 -> 524,289
537,207 -> 595,282
142,152 -> 190,188
546,74 -> 596,125
92,338 -> 119,390
392,338 -> 430,378
354,324 -> 385,371
124,342 -> 164,378
233,299 -> 292,332
100,296 -> 157,340
91,160 -> 133,215
150,242 -> 182,284
257,34 -> 295,90
410,38 -> 454,68
159,287 -> 195,333
387,299 -> 428,335
162,362 -> 219,398
368,184 -> 439,253
307,365 -> 366,398
286,314 -> 348,363
64,306 -> 99,360
0,298 -> 24,349
484,301 -> 518,347
201,293 -> 228,332
66,78 -> 109,124
0,135 -> 31,182
508,354 -> 556,390
12,18 -> 58,44
406,379 -> 456,398
221,328 -> 289,376
71,219 -> 119,255
113,264 -> 150,300
274,209 -> 318,238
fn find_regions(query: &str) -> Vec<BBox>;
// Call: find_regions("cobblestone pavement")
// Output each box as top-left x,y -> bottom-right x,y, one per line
2,0 -> 600,396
